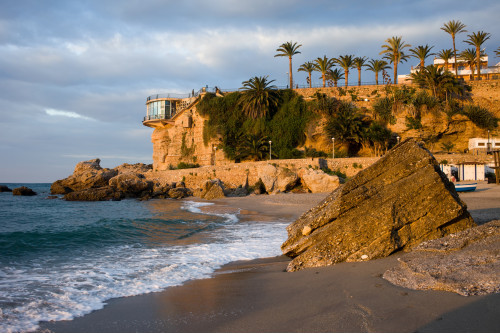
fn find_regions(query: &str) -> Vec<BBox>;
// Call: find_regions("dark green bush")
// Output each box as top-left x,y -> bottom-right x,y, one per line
461,105 -> 498,130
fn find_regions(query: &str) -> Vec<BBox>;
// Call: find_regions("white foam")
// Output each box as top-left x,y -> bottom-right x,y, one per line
0,205 -> 289,332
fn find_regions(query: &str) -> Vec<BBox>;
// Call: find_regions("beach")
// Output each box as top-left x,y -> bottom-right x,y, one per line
39,183 -> 500,332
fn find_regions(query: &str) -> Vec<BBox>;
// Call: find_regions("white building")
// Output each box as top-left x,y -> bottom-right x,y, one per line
468,137 -> 500,152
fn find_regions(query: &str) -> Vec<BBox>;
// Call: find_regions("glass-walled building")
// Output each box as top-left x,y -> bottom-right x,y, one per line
145,99 -> 177,121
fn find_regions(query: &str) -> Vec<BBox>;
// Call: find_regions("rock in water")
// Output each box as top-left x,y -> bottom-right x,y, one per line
281,139 -> 476,272
12,186 -> 37,196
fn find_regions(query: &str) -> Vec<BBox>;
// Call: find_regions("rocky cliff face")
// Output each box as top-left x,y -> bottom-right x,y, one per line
281,139 -> 476,272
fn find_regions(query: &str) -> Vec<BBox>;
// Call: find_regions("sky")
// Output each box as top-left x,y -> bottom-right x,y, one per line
1,0 -> 499,182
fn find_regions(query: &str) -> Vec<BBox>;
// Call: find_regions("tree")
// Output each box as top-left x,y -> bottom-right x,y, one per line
464,31 -> 491,80
409,44 -> 435,69
496,47 -> 500,57
325,102 -> 366,149
441,141 -> 455,152
298,61 -> 315,88
366,59 -> 390,85
239,76 -> 278,119
326,68 -> 344,87
410,65 -> 471,102
379,36 -> 411,84
441,20 -> 467,76
460,48 -> 479,80
437,49 -> 454,72
274,41 -> 302,88
235,134 -> 271,161
313,56 -> 335,88
353,56 -> 368,86
335,55 -> 355,87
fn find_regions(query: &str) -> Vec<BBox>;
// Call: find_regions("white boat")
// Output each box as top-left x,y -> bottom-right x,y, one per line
454,183 -> 477,192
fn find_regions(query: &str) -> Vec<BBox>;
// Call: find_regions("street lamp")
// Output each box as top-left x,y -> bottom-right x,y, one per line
487,130 -> 491,152
269,141 -> 272,160
397,136 -> 400,145
332,137 -> 335,159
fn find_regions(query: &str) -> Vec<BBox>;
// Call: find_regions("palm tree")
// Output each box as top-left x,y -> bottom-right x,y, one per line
313,56 -> 335,88
274,41 -> 302,88
409,44 -> 435,69
353,56 -> 368,86
335,55 -> 355,87
379,36 -> 411,84
441,20 -> 467,76
464,31 -> 491,80
410,65 -> 455,99
239,76 -> 278,119
326,68 -> 344,87
437,49 -> 454,72
496,47 -> 500,57
460,48 -> 481,80
366,59 -> 390,85
298,61 -> 315,88
235,134 -> 271,161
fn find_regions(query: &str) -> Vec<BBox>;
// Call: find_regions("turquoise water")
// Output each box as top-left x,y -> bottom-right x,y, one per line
0,184 -> 288,332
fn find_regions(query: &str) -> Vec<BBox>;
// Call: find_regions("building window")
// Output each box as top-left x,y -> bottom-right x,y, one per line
477,142 -> 486,147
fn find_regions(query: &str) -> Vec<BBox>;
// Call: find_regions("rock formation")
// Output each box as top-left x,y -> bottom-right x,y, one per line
298,168 -> 342,193
12,186 -> 37,196
281,139 -> 476,272
196,179 -> 226,200
383,220 -> 500,296
0,185 -> 12,192
51,158 -> 117,194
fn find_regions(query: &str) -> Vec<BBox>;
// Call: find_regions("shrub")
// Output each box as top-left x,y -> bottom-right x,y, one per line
177,162 -> 200,169
461,105 -> 498,130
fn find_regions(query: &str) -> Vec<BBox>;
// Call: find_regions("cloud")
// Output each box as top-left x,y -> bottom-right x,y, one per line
45,108 -> 95,121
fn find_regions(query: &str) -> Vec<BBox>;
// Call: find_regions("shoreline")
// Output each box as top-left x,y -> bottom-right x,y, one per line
39,184 -> 500,332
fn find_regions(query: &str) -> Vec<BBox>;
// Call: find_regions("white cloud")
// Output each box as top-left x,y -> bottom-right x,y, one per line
45,108 -> 95,121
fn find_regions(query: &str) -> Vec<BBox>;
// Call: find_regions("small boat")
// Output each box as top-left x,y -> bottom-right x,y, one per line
454,183 -> 477,192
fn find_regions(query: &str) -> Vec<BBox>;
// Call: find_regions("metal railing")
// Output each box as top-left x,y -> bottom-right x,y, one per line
143,113 -> 176,122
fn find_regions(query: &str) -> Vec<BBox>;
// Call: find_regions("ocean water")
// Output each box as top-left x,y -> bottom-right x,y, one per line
0,183 -> 289,332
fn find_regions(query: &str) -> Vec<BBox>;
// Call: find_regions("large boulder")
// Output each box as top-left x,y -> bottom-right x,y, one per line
167,187 -> 193,199
276,167 -> 300,192
51,159 -> 117,194
198,179 -> 226,200
298,168 -> 342,193
108,173 -> 153,196
281,139 -> 476,272
383,220 -> 500,296
64,187 -> 123,201
114,163 -> 152,175
12,186 -> 37,196
257,164 -> 278,193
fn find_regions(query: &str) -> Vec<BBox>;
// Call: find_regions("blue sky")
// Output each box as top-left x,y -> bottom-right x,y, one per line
1,0 -> 499,182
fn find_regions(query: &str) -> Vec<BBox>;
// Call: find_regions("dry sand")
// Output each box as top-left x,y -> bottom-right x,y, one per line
39,183 -> 500,332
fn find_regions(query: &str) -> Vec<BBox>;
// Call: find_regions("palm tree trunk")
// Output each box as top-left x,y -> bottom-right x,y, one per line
322,73 -> 326,88
358,68 -> 361,86
375,72 -> 379,85
345,70 -> 349,87
476,48 -> 481,80
453,37 -> 458,76
308,73 -> 312,88
289,56 -> 293,88
394,63 -> 398,84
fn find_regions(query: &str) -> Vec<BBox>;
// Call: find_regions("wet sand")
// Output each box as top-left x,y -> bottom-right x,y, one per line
40,183 -> 500,332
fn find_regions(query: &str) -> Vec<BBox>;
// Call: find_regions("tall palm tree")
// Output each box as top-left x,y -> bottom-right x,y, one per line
298,61 -> 315,88
239,76 -> 278,119
460,48 -> 483,81
326,68 -> 344,87
464,31 -> 491,80
441,20 -> 467,76
379,36 -> 411,84
409,44 -> 435,69
437,48 -> 454,72
335,55 -> 355,87
366,59 -> 390,85
353,56 -> 368,86
274,41 -> 302,88
313,56 -> 335,88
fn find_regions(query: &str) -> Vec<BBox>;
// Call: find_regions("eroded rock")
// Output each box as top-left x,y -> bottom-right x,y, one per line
298,168 -> 341,193
383,220 -> 500,296
12,186 -> 37,196
64,187 -> 123,201
0,185 -> 12,192
281,139 -> 476,272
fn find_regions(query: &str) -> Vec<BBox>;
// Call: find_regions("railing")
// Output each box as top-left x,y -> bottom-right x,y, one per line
143,113 -> 175,122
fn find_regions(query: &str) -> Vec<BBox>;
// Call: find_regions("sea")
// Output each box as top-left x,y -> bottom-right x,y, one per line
0,183 -> 289,332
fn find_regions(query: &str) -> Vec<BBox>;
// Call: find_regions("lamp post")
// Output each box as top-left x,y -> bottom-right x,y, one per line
487,130 -> 490,152
397,136 -> 400,145
332,137 -> 335,159
269,141 -> 272,160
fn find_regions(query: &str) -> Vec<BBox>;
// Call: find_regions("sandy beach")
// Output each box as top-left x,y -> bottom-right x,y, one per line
39,183 -> 500,332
